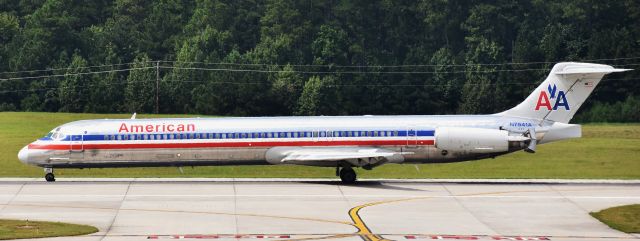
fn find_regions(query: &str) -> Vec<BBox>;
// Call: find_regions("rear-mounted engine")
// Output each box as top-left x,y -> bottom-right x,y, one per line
435,127 -> 528,154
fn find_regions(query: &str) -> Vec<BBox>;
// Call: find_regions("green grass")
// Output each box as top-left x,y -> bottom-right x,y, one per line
1,112 -> 639,179
0,219 -> 98,240
591,204 -> 640,233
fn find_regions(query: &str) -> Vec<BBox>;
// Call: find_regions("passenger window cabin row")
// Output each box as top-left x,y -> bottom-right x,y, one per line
102,130 -> 402,141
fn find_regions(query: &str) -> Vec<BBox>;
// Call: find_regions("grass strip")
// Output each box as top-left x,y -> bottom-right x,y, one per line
590,204 -> 640,233
0,219 -> 98,240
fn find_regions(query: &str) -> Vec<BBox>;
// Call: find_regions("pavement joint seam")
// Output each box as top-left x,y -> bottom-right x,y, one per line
0,181 -> 24,215
441,184 -> 501,236
99,180 -> 132,241
233,179 -> 239,237
548,185 -> 591,213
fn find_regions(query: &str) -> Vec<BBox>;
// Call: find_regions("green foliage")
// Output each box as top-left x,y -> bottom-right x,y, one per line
312,24 -> 350,65
58,53 -> 89,112
86,43 -> 124,113
0,12 -> 19,44
296,75 -> 336,115
0,1 -> 637,120
125,53 -> 155,113
412,47 -> 461,114
574,96 -> 640,123
458,37 -> 502,114
144,0 -> 188,59
271,64 -> 304,114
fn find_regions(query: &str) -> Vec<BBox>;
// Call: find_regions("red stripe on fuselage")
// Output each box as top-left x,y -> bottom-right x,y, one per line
28,140 -> 434,150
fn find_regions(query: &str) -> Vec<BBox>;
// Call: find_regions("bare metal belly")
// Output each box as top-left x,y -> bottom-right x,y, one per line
35,145 -> 495,168
44,147 -> 270,168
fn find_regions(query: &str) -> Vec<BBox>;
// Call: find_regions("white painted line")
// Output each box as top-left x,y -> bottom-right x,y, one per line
1,178 -> 640,184
1,194 -> 639,199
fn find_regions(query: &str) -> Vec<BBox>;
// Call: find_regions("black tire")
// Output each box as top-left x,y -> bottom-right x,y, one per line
45,173 -> 55,182
339,168 -> 357,184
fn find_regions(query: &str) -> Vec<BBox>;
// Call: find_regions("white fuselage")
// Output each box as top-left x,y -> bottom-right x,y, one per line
19,114 -> 554,169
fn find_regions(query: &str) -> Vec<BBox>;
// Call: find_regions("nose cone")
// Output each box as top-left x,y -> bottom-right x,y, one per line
18,146 -> 29,163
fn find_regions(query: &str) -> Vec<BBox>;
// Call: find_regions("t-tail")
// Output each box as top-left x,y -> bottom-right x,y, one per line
499,62 -> 631,123
497,62 -> 631,152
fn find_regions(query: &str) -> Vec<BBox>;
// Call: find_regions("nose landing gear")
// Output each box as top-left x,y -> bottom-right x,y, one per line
44,167 -> 55,182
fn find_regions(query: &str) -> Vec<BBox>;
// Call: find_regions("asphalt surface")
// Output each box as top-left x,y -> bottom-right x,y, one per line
0,178 -> 639,241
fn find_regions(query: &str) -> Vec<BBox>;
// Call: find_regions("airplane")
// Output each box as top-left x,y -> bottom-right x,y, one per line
18,62 -> 631,183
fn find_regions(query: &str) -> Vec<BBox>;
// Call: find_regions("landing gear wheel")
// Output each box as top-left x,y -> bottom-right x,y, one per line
339,168 -> 356,184
44,173 -> 55,182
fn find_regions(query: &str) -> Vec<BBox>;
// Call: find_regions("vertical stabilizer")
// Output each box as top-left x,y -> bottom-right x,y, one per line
499,62 -> 631,123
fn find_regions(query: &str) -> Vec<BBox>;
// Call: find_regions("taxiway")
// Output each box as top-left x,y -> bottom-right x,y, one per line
0,178 -> 639,241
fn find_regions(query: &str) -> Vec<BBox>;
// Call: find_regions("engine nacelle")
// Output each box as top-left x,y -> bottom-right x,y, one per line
435,127 -> 509,154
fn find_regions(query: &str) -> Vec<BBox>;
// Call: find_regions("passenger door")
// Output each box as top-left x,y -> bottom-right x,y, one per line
69,132 -> 84,160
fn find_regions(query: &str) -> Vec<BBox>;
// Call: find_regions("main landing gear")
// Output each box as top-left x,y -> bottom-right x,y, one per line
44,167 -> 55,182
336,165 -> 357,184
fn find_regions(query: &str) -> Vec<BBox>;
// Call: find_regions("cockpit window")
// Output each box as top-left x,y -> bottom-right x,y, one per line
46,127 -> 65,140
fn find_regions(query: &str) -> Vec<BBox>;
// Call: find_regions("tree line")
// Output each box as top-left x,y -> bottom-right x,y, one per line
0,0 -> 638,122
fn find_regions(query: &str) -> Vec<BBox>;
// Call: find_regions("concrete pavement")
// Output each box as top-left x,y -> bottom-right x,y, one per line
0,179 -> 638,241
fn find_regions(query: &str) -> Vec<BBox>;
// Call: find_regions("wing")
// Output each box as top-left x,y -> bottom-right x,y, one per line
281,148 -> 397,162
265,147 -> 411,167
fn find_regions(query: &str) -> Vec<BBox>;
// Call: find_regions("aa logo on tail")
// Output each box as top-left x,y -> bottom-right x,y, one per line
535,84 -> 570,111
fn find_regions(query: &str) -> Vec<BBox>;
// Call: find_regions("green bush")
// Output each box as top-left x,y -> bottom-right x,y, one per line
574,96 -> 640,123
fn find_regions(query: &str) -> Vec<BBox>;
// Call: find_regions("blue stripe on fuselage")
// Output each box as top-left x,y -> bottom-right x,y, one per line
43,129 -> 436,142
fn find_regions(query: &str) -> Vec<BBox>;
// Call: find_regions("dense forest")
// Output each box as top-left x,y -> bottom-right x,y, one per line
0,0 -> 638,122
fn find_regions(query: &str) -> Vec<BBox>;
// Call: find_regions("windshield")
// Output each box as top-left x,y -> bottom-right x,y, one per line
45,127 -> 65,140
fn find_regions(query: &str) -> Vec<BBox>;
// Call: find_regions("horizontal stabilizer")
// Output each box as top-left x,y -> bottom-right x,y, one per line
555,67 -> 631,75
539,122 -> 581,144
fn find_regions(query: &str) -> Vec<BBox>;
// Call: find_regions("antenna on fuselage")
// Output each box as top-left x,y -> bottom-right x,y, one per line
130,112 -> 137,119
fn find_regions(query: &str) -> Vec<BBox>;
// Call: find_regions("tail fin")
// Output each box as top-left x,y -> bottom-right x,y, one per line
499,62 -> 631,123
